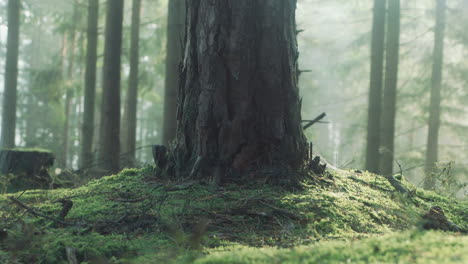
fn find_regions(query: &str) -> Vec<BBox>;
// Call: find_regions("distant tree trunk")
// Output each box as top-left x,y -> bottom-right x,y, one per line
1,0 -> 20,149
62,2 -> 79,168
379,0 -> 400,176
365,0 -> 386,174
24,20 -> 43,148
80,0 -> 99,169
162,0 -> 185,147
172,0 -> 307,183
425,0 -> 446,190
122,0 -> 142,167
98,0 -> 124,173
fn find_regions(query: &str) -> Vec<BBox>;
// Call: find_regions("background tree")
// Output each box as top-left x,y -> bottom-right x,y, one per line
365,0 -> 386,174
425,0 -> 446,190
61,0 -> 79,167
379,0 -> 400,176
80,0 -> 99,169
0,0 -> 20,149
172,0 -> 307,183
162,0 -> 184,147
0,0 -> 465,196
121,0 -> 141,167
98,0 -> 124,173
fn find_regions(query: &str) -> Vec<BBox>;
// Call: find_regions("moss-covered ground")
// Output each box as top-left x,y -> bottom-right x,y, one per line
0,166 -> 466,263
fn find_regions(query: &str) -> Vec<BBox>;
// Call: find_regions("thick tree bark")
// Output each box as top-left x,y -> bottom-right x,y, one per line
425,0 -> 446,190
1,0 -> 20,149
80,0 -> 99,169
365,0 -> 386,174
122,0 -> 142,167
98,0 -> 124,173
172,0 -> 307,183
379,0 -> 400,176
162,0 -> 185,147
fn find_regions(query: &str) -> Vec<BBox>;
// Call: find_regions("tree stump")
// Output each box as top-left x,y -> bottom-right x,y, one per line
0,149 -> 55,191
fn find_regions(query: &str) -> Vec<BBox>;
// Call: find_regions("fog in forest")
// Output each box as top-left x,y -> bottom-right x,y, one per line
0,0 -> 467,199
1,0 -> 468,263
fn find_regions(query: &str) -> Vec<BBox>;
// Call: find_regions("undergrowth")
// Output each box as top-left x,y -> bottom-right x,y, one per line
0,166 -> 466,263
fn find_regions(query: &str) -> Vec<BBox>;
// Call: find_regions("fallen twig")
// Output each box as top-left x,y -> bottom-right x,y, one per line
57,199 -> 73,220
385,159 -> 409,195
8,197 -> 84,227
385,174 -> 408,195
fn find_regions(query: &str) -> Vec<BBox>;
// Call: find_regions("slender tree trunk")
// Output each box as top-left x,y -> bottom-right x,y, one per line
162,0 -> 185,146
122,0 -> 142,167
137,103 -> 144,161
62,2 -> 79,168
25,20 -> 44,148
379,0 -> 400,176
1,0 -> 21,149
425,0 -> 446,190
80,0 -> 99,169
172,0 -> 307,183
98,0 -> 124,173
365,0 -> 386,174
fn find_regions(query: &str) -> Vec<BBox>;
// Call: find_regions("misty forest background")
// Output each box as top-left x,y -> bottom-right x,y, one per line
0,0 -> 467,198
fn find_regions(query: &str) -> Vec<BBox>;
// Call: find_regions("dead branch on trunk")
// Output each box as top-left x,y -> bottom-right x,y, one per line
302,112 -> 327,130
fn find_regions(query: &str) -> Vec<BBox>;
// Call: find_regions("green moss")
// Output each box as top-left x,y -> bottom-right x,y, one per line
192,231 -> 468,264
0,166 -> 466,263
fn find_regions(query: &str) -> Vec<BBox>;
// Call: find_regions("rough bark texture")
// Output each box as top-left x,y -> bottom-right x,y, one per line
98,0 -> 124,173
173,0 -> 307,182
425,0 -> 446,190
379,0 -> 400,176
1,0 -> 20,149
365,0 -> 386,174
122,0 -> 141,167
80,0 -> 99,169
162,0 -> 185,147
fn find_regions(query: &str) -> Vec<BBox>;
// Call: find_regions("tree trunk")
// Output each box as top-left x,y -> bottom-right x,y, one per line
98,0 -> 124,173
162,0 -> 185,147
80,0 -> 99,169
122,0 -> 142,167
365,0 -> 386,174
24,19 -> 43,148
425,0 -> 446,190
172,0 -> 307,183
1,0 -> 20,149
61,1 -> 79,168
379,0 -> 400,176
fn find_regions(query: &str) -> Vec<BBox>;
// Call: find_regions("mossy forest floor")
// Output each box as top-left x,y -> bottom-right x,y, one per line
0,166 -> 466,263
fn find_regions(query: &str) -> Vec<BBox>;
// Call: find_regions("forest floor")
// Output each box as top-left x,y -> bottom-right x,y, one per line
0,166 -> 466,263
